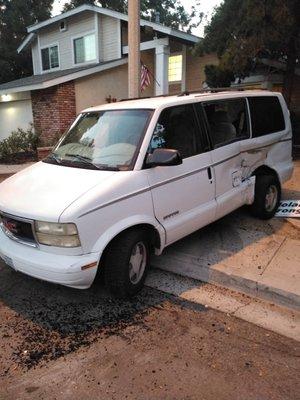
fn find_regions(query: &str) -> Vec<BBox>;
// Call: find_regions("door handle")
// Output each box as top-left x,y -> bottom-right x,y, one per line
207,167 -> 213,182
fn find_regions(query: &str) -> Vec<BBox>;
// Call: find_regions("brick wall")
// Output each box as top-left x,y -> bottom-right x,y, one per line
31,81 -> 76,146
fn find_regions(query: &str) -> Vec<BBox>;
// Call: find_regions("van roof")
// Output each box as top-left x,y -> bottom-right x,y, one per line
83,90 -> 281,113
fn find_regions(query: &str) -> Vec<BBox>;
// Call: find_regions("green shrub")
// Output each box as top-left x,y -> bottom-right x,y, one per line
0,124 -> 38,163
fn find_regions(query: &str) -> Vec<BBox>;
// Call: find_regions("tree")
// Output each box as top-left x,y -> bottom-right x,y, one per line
204,65 -> 234,88
140,0 -> 202,32
196,0 -> 300,105
63,0 -> 126,13
0,0 -> 54,84
63,0 -> 202,32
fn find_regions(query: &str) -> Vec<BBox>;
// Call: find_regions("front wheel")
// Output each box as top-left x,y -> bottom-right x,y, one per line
104,229 -> 150,298
250,174 -> 281,219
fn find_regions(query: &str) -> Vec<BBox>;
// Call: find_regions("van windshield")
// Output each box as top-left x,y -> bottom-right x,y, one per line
47,109 -> 152,170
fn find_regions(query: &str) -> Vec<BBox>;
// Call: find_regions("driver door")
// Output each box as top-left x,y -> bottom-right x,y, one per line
146,104 -> 216,245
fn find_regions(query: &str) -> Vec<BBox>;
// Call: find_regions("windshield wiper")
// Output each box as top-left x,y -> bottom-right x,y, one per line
65,154 -> 119,171
46,153 -> 62,164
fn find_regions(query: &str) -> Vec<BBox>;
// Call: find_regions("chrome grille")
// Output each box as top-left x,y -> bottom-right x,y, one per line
0,212 -> 37,247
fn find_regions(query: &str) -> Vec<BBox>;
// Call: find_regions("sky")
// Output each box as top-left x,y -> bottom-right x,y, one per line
52,0 -> 223,37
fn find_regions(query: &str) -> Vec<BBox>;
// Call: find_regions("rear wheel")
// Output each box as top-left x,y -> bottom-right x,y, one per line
250,174 -> 281,219
104,229 -> 150,298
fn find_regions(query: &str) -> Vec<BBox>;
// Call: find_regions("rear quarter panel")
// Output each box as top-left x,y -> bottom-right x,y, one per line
240,94 -> 293,184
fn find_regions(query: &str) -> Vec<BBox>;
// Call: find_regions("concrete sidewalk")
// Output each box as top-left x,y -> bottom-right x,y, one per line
151,161 -> 300,311
151,231 -> 300,311
0,163 -> 35,182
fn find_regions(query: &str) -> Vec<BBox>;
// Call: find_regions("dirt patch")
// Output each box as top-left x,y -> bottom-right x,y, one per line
0,270 -> 299,400
0,268 -> 168,373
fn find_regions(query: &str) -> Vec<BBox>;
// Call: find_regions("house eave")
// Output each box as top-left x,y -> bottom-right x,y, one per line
17,32 -> 36,53
0,58 -> 128,96
26,4 -> 200,43
259,58 -> 300,77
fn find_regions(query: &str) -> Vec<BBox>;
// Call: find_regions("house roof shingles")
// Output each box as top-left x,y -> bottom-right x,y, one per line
0,59 -> 127,94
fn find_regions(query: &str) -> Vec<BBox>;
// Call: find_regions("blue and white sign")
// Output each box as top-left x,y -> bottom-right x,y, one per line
275,200 -> 300,218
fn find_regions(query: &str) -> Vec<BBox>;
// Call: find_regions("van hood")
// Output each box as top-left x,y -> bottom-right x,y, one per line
0,162 -> 115,222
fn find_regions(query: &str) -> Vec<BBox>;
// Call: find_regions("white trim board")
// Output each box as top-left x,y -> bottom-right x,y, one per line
122,38 -> 169,54
17,33 -> 36,54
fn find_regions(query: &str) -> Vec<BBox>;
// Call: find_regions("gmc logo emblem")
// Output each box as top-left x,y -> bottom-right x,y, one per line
3,220 -> 18,234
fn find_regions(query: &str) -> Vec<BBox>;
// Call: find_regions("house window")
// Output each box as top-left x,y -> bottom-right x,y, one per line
168,54 -> 182,82
60,20 -> 67,32
41,45 -> 59,71
74,33 -> 96,64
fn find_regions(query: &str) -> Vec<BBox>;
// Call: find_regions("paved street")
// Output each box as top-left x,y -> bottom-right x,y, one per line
0,270 -> 299,400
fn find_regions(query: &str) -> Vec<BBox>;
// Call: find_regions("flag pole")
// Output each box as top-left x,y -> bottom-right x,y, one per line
128,0 -> 141,98
143,63 -> 161,87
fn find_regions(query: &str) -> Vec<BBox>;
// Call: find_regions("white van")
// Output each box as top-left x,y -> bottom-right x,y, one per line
0,91 -> 293,297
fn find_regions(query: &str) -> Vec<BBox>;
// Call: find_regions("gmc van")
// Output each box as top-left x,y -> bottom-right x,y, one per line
0,91 -> 293,297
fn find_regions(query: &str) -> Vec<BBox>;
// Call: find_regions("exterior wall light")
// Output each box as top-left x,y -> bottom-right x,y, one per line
1,94 -> 12,102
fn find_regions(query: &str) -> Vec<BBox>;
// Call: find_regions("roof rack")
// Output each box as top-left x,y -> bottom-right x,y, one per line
120,89 -> 205,102
120,91 -> 178,102
119,86 -> 255,103
120,96 -> 151,102
177,87 -> 246,97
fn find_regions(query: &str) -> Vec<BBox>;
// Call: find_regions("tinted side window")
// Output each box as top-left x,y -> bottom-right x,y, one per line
203,98 -> 249,148
149,105 -> 200,159
248,96 -> 285,137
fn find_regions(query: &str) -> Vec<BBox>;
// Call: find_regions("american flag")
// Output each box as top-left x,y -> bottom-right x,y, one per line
141,63 -> 151,92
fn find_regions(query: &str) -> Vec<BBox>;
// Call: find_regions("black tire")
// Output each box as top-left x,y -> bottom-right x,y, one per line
104,229 -> 150,298
250,174 -> 281,219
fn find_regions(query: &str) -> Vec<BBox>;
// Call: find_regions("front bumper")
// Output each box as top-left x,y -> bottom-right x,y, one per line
0,228 -> 100,289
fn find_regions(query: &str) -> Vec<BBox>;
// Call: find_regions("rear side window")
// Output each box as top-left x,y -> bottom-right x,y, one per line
248,96 -> 285,137
149,105 -> 200,159
202,98 -> 249,148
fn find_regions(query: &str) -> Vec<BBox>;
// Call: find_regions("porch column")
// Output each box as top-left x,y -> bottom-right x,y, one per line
155,44 -> 170,96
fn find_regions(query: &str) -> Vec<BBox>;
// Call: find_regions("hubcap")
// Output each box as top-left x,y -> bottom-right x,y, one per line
129,242 -> 147,284
265,185 -> 278,212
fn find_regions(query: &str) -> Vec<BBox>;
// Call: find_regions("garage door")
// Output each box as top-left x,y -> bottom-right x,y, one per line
0,98 -> 33,141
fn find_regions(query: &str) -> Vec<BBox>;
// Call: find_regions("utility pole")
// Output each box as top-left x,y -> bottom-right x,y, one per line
128,0 -> 140,98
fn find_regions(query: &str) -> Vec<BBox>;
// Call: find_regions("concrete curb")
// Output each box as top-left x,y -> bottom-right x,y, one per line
146,269 -> 300,341
151,253 -> 300,312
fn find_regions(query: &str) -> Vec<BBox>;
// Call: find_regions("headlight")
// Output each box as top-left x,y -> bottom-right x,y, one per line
35,221 -> 81,248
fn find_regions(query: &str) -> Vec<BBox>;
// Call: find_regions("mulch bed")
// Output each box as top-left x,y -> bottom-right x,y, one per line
0,151 -> 37,165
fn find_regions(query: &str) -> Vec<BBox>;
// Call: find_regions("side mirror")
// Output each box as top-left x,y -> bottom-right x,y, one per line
145,148 -> 182,167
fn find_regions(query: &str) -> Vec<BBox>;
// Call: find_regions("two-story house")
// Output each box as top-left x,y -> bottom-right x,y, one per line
0,4 -> 218,144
